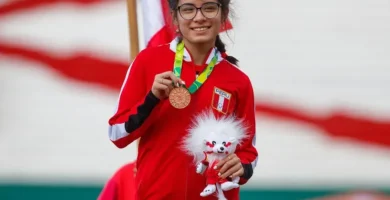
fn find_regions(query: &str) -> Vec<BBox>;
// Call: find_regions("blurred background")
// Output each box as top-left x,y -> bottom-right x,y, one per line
1,0 -> 390,199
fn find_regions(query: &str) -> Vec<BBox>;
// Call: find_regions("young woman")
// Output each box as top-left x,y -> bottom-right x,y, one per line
108,0 -> 258,199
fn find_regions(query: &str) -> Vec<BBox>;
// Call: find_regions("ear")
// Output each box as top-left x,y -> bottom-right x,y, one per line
173,21 -> 180,33
228,137 -> 237,144
172,12 -> 179,26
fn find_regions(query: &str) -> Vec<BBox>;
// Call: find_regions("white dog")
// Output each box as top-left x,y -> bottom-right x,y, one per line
182,110 -> 248,200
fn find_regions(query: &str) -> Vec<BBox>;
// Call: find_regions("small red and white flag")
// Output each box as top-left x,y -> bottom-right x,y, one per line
212,87 -> 231,114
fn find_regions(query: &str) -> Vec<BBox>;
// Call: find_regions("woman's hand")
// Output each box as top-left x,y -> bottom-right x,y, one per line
151,71 -> 184,99
215,153 -> 244,179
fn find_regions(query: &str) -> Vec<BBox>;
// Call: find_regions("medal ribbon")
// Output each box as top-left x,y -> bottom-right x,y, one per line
173,41 -> 218,94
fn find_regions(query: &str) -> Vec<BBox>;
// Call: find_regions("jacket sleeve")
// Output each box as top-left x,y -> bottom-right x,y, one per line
97,176 -> 117,200
108,50 -> 160,148
235,77 -> 258,185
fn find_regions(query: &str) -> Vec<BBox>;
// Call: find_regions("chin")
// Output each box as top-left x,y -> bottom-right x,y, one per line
188,36 -> 215,44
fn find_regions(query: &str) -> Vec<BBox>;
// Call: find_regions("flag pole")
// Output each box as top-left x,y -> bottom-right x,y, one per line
127,0 -> 140,61
126,0 -> 141,149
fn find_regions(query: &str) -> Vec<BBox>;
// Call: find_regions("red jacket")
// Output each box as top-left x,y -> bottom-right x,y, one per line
97,161 -> 136,200
108,38 -> 258,200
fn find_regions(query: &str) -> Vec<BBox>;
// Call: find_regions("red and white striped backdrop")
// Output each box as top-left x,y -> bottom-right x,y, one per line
0,0 -> 390,187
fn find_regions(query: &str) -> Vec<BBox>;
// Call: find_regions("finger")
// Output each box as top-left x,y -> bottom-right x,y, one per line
167,82 -> 174,91
162,78 -> 174,91
220,160 -> 241,176
218,159 -> 236,176
220,157 -> 241,176
158,71 -> 175,79
229,167 -> 244,179
167,72 -> 185,86
162,79 -> 174,95
157,72 -> 184,87
224,153 -> 237,162
215,159 -> 228,170
165,86 -> 170,97
154,75 -> 172,86
215,154 -> 237,170
161,78 -> 173,87
153,82 -> 169,91
220,163 -> 242,179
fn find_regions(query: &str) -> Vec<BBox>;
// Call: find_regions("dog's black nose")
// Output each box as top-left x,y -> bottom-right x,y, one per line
220,147 -> 224,151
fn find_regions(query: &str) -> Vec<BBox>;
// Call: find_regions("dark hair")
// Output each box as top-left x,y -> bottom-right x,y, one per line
167,0 -> 239,66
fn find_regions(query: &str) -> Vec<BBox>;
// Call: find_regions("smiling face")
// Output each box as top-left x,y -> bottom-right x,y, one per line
174,0 -> 224,45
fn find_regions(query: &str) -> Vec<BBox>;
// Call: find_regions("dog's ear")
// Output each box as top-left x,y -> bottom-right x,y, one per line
228,137 -> 237,144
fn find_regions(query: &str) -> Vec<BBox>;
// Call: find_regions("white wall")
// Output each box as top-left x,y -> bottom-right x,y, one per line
1,0 -> 390,188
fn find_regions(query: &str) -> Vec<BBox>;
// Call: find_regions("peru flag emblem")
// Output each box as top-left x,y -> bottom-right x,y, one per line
211,87 -> 232,114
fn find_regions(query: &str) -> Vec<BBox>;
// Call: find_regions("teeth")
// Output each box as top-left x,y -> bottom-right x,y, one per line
193,27 -> 208,31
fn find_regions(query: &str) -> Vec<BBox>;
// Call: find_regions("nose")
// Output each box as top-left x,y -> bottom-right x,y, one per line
193,9 -> 206,21
219,147 -> 224,151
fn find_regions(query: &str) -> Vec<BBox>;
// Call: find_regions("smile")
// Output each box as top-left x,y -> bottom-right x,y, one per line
191,27 -> 210,31
217,150 -> 224,153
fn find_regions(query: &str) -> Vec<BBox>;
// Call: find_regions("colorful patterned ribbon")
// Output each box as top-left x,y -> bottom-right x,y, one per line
173,41 -> 218,94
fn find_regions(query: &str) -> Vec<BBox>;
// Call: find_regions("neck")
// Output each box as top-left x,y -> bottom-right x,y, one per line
183,39 -> 215,65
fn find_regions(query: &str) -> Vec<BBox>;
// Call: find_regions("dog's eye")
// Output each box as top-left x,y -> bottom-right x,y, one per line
222,142 -> 226,145
212,141 -> 216,145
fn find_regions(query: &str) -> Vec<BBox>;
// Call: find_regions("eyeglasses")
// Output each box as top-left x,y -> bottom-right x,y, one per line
177,2 -> 221,20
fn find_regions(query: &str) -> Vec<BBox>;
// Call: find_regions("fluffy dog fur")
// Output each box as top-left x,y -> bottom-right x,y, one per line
182,109 -> 249,199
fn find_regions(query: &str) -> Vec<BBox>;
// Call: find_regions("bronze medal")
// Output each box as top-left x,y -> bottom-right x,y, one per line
169,87 -> 191,109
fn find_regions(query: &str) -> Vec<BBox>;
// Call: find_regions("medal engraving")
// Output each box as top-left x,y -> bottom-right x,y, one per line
169,87 -> 191,109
